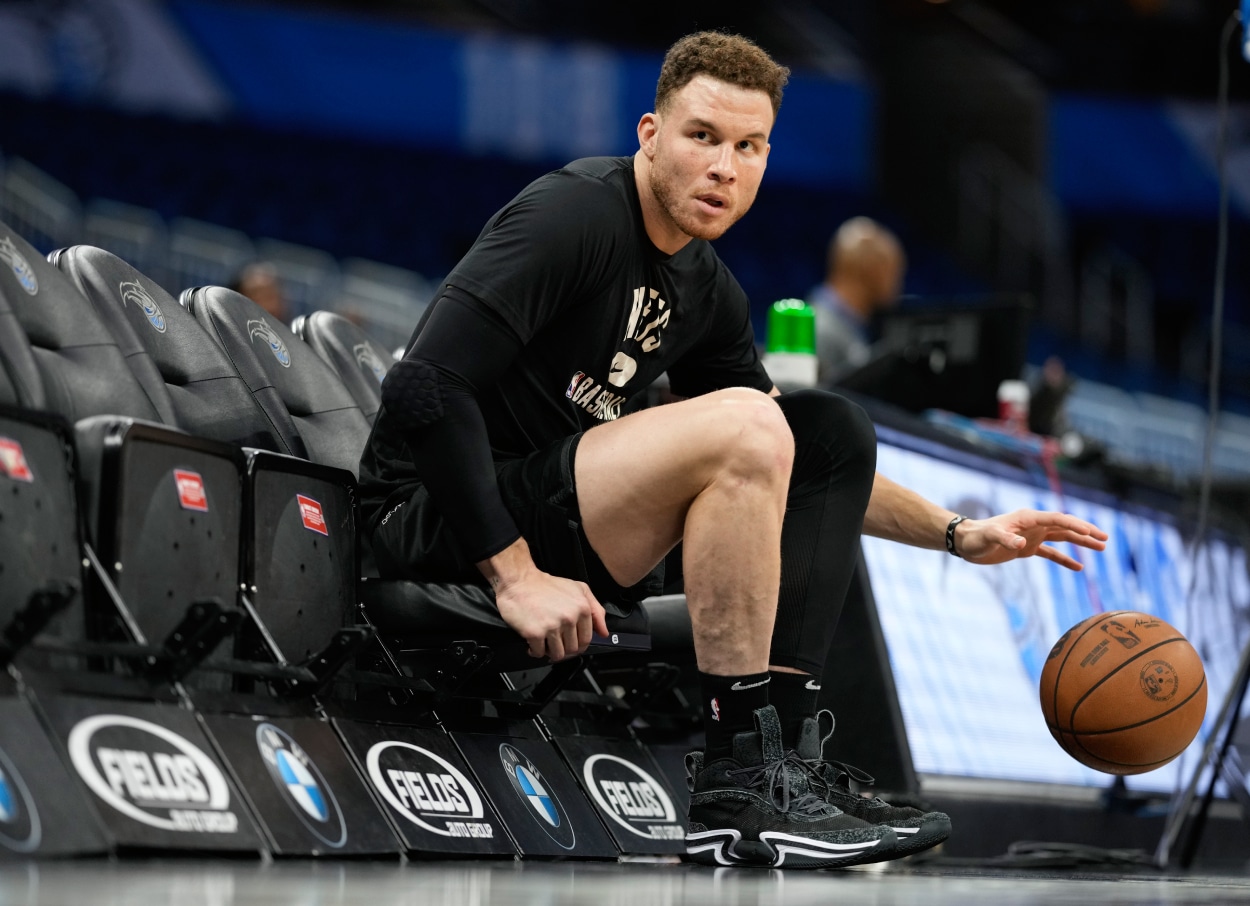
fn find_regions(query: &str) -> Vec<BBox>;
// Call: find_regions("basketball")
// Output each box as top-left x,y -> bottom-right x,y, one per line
1039,610 -> 1207,775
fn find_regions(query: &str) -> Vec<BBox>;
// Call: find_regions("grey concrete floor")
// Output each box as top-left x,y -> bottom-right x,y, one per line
2,859 -> 1250,906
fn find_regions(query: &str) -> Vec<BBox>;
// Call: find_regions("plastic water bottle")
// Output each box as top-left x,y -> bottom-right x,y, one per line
763,299 -> 818,391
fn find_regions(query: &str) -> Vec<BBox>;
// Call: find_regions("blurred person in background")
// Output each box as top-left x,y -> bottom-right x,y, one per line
807,217 -> 906,382
230,261 -> 291,323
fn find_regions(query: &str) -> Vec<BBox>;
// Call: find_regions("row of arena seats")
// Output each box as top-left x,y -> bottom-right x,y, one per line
0,219 -> 698,860
1061,378 -> 1250,484
0,154 -> 432,352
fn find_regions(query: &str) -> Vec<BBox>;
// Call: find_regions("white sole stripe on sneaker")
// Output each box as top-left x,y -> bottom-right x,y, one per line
759,831 -> 882,855
686,829 -> 742,866
771,843 -> 872,867
891,826 -> 919,835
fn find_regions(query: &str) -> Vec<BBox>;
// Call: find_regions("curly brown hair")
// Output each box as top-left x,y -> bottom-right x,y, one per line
654,31 -> 790,119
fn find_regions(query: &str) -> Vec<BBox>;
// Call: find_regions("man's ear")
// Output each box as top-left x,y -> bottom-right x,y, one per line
637,112 -> 659,157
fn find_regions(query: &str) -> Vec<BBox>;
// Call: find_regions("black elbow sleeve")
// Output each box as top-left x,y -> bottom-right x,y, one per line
380,359 -> 446,434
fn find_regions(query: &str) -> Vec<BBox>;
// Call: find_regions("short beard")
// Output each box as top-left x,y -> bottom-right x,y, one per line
648,158 -> 738,243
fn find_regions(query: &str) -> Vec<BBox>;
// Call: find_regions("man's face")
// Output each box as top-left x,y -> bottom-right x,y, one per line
640,75 -> 772,247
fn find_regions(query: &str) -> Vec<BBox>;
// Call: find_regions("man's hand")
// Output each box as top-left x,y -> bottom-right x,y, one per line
954,510 -> 1109,571
479,538 -> 610,661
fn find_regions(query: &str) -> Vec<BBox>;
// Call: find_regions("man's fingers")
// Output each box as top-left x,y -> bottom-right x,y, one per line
560,624 -> 580,661
591,600 -> 610,639
527,637 -> 546,659
576,611 -> 593,653
546,631 -> 565,663
1037,544 -> 1083,571
1047,529 -> 1107,550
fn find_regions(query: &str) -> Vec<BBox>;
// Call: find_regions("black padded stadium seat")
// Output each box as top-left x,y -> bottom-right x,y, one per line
50,246 -> 287,453
50,246 -> 362,680
360,579 -> 650,667
182,286 -> 370,475
291,310 -> 392,422
0,221 -> 245,662
0,223 -> 164,425
0,254 -> 44,410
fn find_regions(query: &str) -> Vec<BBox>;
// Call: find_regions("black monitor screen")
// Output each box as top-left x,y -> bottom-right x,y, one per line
833,295 -> 1032,419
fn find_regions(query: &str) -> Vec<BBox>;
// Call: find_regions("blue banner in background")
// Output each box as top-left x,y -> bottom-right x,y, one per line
1049,94 -> 1250,218
168,0 -> 872,190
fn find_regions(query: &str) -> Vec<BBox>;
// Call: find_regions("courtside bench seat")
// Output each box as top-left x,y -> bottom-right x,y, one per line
359,579 -> 653,670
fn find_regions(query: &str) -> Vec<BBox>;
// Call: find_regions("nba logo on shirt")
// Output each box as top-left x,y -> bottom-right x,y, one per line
173,469 -> 209,512
565,372 -> 586,399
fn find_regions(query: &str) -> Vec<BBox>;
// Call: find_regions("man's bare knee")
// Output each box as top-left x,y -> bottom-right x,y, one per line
706,389 -> 794,485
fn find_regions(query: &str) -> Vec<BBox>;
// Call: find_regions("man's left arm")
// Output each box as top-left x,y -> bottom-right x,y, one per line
863,472 -> 1109,571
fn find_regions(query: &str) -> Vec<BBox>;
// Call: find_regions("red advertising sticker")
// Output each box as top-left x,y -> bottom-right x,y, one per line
297,494 -> 328,535
0,437 -> 33,482
173,469 -> 209,512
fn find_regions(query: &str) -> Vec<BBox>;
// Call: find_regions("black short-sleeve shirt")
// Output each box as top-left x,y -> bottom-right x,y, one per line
361,155 -> 772,516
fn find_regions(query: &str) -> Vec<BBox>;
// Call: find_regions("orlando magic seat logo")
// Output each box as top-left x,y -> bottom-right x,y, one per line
499,743 -> 575,849
119,280 -> 166,333
247,319 -> 292,367
256,723 -> 346,848
353,342 -> 387,383
0,236 -> 38,295
0,745 -> 41,853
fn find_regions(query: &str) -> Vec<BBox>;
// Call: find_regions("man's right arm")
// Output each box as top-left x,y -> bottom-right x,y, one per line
379,290 -> 607,659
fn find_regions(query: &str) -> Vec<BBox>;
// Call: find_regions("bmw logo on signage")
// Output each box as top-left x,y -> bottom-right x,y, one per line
365,741 -> 494,840
499,743 -> 575,850
67,715 -> 239,834
256,723 -> 346,848
0,745 -> 41,853
582,753 -> 682,840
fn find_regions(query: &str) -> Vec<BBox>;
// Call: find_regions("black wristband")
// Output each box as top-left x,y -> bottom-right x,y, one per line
945,515 -> 968,558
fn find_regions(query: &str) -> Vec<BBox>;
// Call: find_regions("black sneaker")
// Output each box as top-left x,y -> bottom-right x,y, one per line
685,705 -> 897,869
797,710 -> 951,859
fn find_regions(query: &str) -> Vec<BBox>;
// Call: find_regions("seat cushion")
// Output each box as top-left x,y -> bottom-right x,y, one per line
293,310 -> 391,422
360,578 -> 650,668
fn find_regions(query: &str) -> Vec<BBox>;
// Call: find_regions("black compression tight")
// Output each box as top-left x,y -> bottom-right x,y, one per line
769,389 -> 877,674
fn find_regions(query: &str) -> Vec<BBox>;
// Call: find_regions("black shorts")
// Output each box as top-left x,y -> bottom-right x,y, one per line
368,433 -> 664,603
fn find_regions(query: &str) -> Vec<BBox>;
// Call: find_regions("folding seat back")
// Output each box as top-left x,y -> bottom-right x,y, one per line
50,245 -> 293,454
50,248 -> 354,667
183,287 -> 371,476
291,310 -> 393,422
0,221 -> 164,425
0,222 -> 243,649
242,454 -> 357,663
0,259 -> 44,410
0,405 -> 83,644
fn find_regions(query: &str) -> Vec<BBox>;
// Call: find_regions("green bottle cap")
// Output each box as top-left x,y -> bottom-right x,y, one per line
766,299 -> 816,354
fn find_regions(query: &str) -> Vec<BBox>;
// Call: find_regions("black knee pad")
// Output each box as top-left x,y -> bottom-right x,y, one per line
776,389 -> 877,478
380,359 -> 445,434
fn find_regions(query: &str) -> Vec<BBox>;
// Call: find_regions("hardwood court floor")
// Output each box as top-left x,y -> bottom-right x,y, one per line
3,858 -> 1250,906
